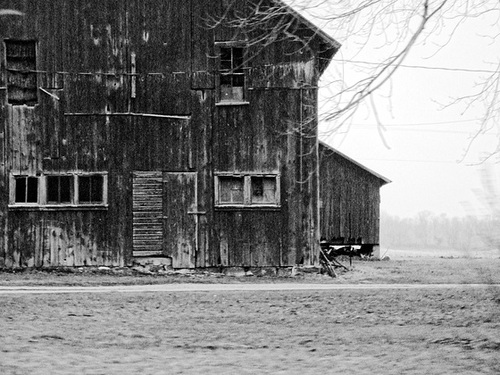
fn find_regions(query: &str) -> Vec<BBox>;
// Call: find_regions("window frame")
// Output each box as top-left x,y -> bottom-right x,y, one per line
215,42 -> 249,105
214,173 -> 280,208
8,172 -> 108,210
10,175 -> 40,205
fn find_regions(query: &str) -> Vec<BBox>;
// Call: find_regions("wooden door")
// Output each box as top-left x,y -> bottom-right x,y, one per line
132,171 -> 164,257
163,172 -> 197,268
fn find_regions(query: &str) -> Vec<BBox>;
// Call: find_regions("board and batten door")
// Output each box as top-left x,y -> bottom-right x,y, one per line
132,171 -> 164,257
163,172 -> 198,268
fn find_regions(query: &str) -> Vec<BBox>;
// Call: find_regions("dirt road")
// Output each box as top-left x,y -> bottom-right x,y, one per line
1,282 -> 499,294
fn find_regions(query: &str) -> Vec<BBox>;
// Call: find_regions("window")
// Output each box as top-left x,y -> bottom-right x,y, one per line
219,176 -> 244,204
9,173 -> 107,208
47,175 -> 72,204
14,176 -> 38,203
78,175 -> 104,204
218,46 -> 246,103
5,40 -> 38,105
215,174 -> 280,207
250,176 -> 277,205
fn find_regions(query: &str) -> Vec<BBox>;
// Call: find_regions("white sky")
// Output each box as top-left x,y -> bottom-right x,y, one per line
314,2 -> 500,218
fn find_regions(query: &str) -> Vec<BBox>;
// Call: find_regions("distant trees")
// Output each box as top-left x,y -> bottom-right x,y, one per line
381,210 -> 497,252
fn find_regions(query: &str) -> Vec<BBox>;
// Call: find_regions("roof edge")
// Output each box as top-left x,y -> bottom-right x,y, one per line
319,141 -> 392,185
272,0 -> 341,54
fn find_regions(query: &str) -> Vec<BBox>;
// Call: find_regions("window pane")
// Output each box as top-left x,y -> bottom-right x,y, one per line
15,177 -> 26,203
232,74 -> 244,87
79,175 -> 103,203
220,48 -> 232,70
90,175 -> 103,202
46,176 -> 59,202
27,177 -> 38,203
59,176 -> 71,203
233,48 -> 244,69
79,176 -> 91,202
251,177 -> 277,204
47,175 -> 71,203
219,177 -> 244,204
220,74 -> 232,86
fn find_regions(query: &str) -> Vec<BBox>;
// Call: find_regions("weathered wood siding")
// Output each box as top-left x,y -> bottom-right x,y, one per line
319,144 -> 388,245
0,0 -> 336,268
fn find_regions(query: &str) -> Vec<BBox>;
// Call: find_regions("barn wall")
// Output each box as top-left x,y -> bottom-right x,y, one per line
319,145 -> 384,245
0,0 -> 327,268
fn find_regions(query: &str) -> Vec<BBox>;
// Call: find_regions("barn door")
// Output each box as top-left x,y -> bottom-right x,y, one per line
163,172 -> 197,268
132,172 -> 164,257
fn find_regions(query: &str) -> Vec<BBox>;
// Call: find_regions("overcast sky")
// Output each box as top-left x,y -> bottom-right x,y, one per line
314,2 -> 500,218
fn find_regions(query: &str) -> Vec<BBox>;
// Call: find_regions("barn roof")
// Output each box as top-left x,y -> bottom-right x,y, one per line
273,0 -> 341,73
274,0 -> 341,50
319,141 -> 391,185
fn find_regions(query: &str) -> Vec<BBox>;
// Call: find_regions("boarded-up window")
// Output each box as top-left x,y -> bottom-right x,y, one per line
219,176 -> 244,204
47,175 -> 72,203
219,47 -> 245,102
5,40 -> 38,105
79,175 -> 104,203
14,176 -> 38,203
251,177 -> 277,204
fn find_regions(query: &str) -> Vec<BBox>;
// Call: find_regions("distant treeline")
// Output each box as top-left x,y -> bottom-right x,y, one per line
380,211 -> 500,251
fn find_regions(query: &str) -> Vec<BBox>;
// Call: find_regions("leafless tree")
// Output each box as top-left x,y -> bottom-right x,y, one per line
210,0 -> 500,159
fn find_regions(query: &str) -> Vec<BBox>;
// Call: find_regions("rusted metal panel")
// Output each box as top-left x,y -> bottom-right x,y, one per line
132,171 -> 163,256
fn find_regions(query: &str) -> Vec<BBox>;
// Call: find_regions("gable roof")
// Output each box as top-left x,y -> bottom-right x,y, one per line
319,141 -> 391,185
271,0 -> 341,73
274,0 -> 341,51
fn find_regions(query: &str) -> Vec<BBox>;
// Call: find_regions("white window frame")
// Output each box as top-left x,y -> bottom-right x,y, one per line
215,42 -> 249,106
9,174 -> 40,206
214,173 -> 280,208
9,172 -> 108,209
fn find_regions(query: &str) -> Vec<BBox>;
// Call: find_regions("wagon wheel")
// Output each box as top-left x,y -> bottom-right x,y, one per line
319,249 -> 337,278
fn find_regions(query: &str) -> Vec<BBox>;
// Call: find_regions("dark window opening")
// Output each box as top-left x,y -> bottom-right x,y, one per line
219,47 -> 245,102
219,176 -> 244,204
5,40 -> 38,105
47,175 -> 72,203
79,175 -> 104,203
14,176 -> 38,203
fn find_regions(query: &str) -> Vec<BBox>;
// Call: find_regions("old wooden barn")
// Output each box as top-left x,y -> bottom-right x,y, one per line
319,142 -> 390,254
0,0 -> 386,270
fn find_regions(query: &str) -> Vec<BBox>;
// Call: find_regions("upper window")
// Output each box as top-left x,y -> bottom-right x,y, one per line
215,174 -> 280,207
218,46 -> 246,103
4,40 -> 38,105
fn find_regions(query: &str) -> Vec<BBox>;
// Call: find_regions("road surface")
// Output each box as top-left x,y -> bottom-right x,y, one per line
1,283 -> 499,294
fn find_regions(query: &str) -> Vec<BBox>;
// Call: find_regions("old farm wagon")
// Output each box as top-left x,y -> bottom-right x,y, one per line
0,1 -> 386,270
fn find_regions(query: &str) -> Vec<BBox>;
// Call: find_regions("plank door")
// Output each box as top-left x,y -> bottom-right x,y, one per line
163,172 -> 197,268
132,171 -> 164,257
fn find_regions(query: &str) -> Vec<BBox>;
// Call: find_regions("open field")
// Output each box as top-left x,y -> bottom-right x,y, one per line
1,256 -> 499,374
